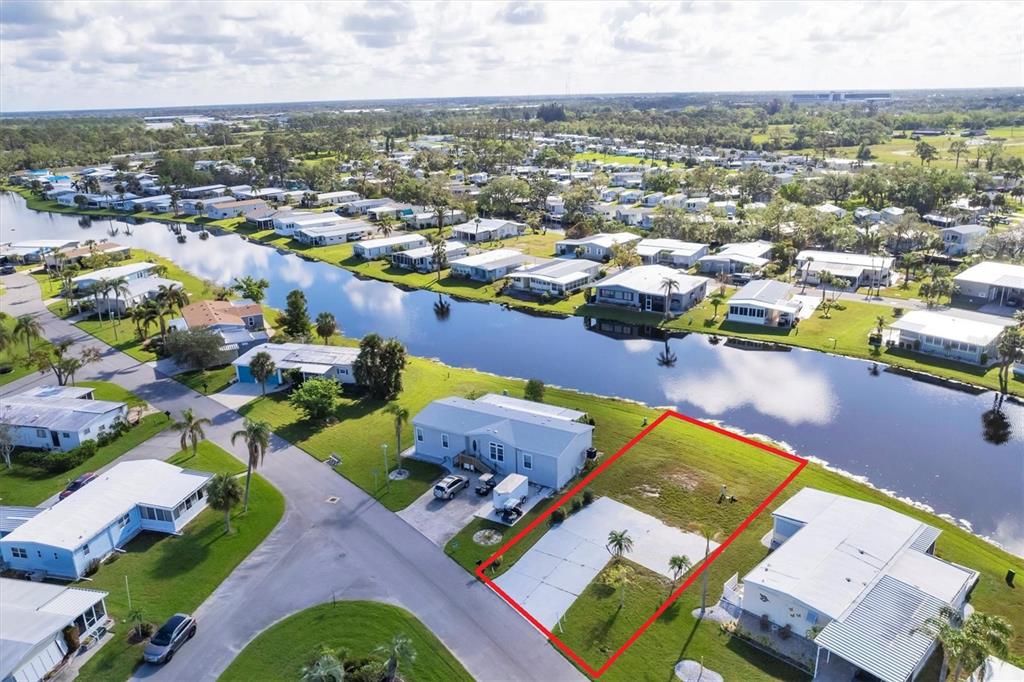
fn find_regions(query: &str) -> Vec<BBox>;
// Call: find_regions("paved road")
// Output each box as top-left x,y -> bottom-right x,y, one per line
1,272 -> 582,682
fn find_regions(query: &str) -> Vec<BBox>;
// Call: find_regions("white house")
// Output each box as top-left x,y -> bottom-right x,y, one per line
179,195 -> 235,216
738,488 -> 977,682
337,198 -> 392,216
636,239 -> 709,268
410,393 -> 593,489
0,386 -> 127,452
233,342 -> 359,386
880,206 -> 905,224
727,279 -> 803,328
697,241 -> 773,275
555,232 -> 642,261
93,276 -> 179,315
953,261 -> 1024,308
70,261 -> 156,292
685,197 -> 710,213
641,192 -> 664,207
203,199 -> 271,220
940,225 -> 988,255
352,233 -> 428,260
0,460 -> 213,580
180,184 -> 227,199
451,218 -> 524,243
1,579 -> 110,682
449,249 -> 536,282
815,203 -> 847,219
617,189 -> 642,204
599,187 -> 622,202
272,211 -> 348,237
796,250 -> 895,289
594,265 -> 708,315
390,241 -> 468,272
311,190 -> 360,206
506,258 -> 600,297
294,222 -> 374,246
660,193 -> 688,209
402,209 -> 467,229
888,309 -> 1013,365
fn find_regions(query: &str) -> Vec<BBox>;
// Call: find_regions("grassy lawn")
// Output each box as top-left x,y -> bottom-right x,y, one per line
794,128 -> 1024,170
175,364 -> 237,395
578,293 -> 1022,396
219,601 -> 473,682
0,382 -> 170,506
441,385 -> 1024,678
574,152 -> 670,167
0,312 -> 53,386
77,441 -> 284,682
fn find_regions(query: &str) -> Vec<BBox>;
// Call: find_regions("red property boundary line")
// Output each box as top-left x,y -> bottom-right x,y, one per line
475,410 -> 809,678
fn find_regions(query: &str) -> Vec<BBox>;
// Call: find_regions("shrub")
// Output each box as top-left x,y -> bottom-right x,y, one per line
980,353 -> 988,364
550,508 -> 566,525
83,558 -> 101,577
62,625 -> 81,652
540,292 -> 552,303
15,439 -> 99,473
582,489 -> 594,505
571,497 -> 582,513
892,306 -> 904,317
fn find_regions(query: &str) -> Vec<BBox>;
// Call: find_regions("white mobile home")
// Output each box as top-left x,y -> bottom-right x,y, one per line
697,241 -> 773,275
352,234 -> 428,260
451,218 -> 524,243
449,249 -> 535,282
555,233 -> 641,262
233,342 -> 360,386
0,460 -> 213,580
939,224 -> 988,256
402,209 -> 467,229
727,279 -> 803,328
390,241 -> 468,272
594,265 -> 708,316
70,261 -> 157,292
203,199 -> 271,220
272,211 -> 347,237
295,222 -> 374,246
953,261 -> 1024,308
0,386 -> 127,452
796,250 -> 895,289
888,309 -> 1013,365
636,238 -> 709,268
507,258 -> 600,296
311,190 -> 360,206
411,394 -> 593,489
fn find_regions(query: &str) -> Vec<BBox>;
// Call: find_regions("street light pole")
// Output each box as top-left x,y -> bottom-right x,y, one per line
382,443 -> 390,491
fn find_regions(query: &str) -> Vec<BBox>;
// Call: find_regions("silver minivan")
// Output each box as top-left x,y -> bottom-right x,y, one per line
143,613 -> 197,664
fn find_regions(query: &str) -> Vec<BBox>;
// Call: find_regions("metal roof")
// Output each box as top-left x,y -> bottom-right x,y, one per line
0,506 -> 43,535
730,279 -> 793,306
889,310 -> 1012,347
0,392 -> 126,432
596,265 -> 708,297
954,261 -> 1024,290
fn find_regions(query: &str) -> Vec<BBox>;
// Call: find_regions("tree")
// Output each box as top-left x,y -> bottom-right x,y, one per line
386,403 -> 410,472
281,289 -> 311,337
289,377 -> 339,422
602,562 -> 634,610
300,646 -> 345,682
996,327 -> 1022,395
230,419 -> 272,512
232,276 -> 270,304
30,339 -> 101,386
693,525 -> 721,616
12,314 -> 44,354
914,140 -> 938,166
606,529 -> 634,562
430,236 -> 448,282
610,240 -> 641,269
948,140 -> 969,169
0,420 -> 14,469
377,213 -> 397,238
918,607 -> 1014,682
708,290 -> 727,321
164,328 -> 224,370
315,311 -> 338,344
156,283 -> 189,317
353,334 -> 408,401
668,554 -> 692,595
172,408 -> 211,457
205,473 -> 243,534
375,635 -> 416,682
660,277 -> 680,321
524,378 -> 545,402
248,351 -> 276,396
476,176 -> 529,217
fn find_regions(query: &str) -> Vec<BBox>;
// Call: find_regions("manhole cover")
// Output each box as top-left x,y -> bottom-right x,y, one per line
326,496 -> 340,504
473,529 -> 503,546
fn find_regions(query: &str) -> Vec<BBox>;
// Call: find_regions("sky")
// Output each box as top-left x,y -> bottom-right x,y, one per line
1,0 -> 1022,113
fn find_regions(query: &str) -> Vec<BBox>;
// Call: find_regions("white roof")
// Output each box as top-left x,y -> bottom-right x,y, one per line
636,238 -> 707,258
233,342 -> 359,373
797,250 -> 894,269
1,579 -> 108,678
476,393 -> 586,421
954,261 -> 1024,289
454,218 -> 523,235
706,240 -> 773,261
356,234 -> 427,249
511,258 -> 598,284
0,386 -> 125,432
889,309 -> 1012,346
450,248 -> 529,269
71,261 -> 155,284
2,460 -> 212,550
281,212 -> 345,227
973,657 -> 1024,682
596,265 -> 708,296
730,279 -> 800,312
395,241 -> 466,260
494,473 -> 529,496
297,222 -> 373,237
557,232 -> 641,249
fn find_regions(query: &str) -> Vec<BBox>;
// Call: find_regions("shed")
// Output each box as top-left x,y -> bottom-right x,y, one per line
493,474 -> 529,510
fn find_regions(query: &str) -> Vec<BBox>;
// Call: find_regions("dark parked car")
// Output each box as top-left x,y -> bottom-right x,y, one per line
0,264 -> 16,275
143,613 -> 197,664
433,474 -> 469,500
59,472 -> 98,500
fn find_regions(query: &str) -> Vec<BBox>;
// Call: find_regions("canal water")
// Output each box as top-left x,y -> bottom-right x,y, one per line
3,191 -> 1022,551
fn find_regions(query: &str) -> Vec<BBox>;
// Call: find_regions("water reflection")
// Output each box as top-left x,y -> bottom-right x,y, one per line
661,350 -> 839,426
982,396 -> 1014,445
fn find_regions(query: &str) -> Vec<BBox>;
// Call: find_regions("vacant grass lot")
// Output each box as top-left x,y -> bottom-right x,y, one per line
0,382 -> 170,506
77,441 -> 284,682
219,601 -> 473,682
175,364 -> 237,395
442,387 -> 1024,679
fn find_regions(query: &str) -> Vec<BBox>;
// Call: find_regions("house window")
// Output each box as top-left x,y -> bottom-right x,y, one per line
416,427 -> 423,443
489,442 -> 505,462
11,547 -> 27,559
441,433 -> 449,449
36,429 -> 46,438
82,544 -> 91,556
118,513 -> 129,528
806,610 -> 819,624
63,432 -> 71,438
523,454 -> 533,470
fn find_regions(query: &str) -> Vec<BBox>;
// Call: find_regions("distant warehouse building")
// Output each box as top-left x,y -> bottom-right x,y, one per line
0,386 -> 127,452
0,460 -> 212,580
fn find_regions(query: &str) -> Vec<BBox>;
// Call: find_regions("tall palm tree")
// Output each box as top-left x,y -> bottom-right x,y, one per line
375,635 -> 416,682
315,311 -> 338,344
231,419 -> 272,512
106,277 -> 131,340
248,351 -> 276,396
12,314 -> 44,354
918,607 -> 1014,682
385,404 -> 409,473
156,283 -> 189,316
659,277 -> 680,321
668,554 -> 692,595
377,213 -> 396,238
205,473 -> 243,534
172,408 -> 211,457
708,290 -> 727,321
606,529 -> 634,563
140,299 -> 169,342
692,524 -> 722,616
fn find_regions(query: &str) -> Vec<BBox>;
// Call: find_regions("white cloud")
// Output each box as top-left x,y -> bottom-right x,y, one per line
1,1 -> 1021,111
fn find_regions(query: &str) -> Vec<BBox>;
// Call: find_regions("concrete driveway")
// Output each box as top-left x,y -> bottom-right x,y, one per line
397,470 -> 493,546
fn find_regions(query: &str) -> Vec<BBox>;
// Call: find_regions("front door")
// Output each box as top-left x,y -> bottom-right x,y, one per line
644,295 -> 653,312
50,431 -> 60,448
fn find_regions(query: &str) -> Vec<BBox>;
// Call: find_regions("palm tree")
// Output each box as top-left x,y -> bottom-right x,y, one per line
606,529 -> 634,563
140,299 -> 169,342
692,525 -> 722,616
156,283 -> 189,316
668,554 -> 692,595
205,473 -> 243,534
12,314 -> 44,354
300,646 -> 345,682
659,277 -> 680,321
708,290 -> 727,321
800,256 -> 815,293
172,408 -> 211,457
106,277 -> 131,340
386,404 -> 409,474
603,561 -> 634,610
377,213 -> 396,238
431,237 -> 448,282
248,351 -> 276,396
948,140 -> 969,169
918,607 -> 1014,682
375,635 -> 416,682
231,419 -> 272,512
315,312 -> 338,344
